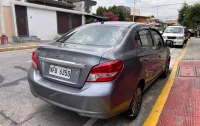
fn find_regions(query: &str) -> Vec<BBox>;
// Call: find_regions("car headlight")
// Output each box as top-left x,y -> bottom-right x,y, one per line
176,36 -> 184,39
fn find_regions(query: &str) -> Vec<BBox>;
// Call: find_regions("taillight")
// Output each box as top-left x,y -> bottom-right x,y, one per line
87,60 -> 123,82
32,51 -> 39,70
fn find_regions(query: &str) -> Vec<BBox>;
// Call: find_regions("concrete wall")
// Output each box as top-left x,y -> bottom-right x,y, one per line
3,6 -> 14,41
0,22 -> 2,36
27,7 -> 57,40
0,0 -> 13,41
73,2 -> 84,12
2,0 -> 11,7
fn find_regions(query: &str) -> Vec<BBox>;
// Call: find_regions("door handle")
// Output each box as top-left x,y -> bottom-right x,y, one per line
20,19 -> 24,23
159,53 -> 162,58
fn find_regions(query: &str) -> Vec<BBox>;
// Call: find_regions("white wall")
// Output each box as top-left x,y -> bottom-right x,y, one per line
73,1 -> 84,12
2,0 -> 11,6
27,7 -> 57,40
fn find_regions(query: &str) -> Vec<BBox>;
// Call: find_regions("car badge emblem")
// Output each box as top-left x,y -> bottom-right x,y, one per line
56,51 -> 64,59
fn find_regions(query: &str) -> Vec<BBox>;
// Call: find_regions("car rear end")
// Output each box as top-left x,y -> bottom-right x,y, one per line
28,23 -> 131,118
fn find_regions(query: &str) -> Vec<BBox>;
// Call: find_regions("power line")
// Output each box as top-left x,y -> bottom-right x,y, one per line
136,1 -> 197,9
149,1 -> 197,8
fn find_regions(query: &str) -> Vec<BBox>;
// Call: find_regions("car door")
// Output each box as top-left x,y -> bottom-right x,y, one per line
150,29 -> 167,76
136,27 -> 158,85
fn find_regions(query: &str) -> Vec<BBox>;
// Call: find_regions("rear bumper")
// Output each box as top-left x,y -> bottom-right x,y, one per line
28,67 -> 130,118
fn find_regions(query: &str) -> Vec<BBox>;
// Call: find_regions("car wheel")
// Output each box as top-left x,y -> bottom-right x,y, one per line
162,58 -> 170,78
125,84 -> 143,119
181,43 -> 184,48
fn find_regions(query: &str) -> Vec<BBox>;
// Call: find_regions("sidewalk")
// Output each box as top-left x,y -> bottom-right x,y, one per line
0,41 -> 50,52
157,38 -> 200,126
144,38 -> 200,126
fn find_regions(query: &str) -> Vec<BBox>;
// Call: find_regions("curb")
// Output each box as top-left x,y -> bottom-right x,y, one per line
0,45 -> 38,52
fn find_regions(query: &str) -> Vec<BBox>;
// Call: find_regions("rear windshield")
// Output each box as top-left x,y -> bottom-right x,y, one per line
57,25 -> 128,46
164,27 -> 184,34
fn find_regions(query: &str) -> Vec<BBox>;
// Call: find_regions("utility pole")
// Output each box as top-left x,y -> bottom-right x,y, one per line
157,7 -> 158,19
133,0 -> 136,22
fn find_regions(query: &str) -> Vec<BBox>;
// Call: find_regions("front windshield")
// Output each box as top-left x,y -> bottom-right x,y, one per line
58,25 -> 128,46
164,27 -> 184,34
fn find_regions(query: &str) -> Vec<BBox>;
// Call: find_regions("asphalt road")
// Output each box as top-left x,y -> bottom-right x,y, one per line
0,47 -> 183,126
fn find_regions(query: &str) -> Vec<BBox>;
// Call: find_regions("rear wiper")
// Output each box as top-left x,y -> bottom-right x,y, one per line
57,40 -> 65,43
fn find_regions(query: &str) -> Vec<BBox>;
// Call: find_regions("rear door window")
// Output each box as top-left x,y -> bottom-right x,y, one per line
138,30 -> 153,47
151,30 -> 164,47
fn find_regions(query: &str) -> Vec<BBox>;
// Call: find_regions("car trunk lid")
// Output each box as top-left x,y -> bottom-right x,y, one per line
37,42 -> 113,88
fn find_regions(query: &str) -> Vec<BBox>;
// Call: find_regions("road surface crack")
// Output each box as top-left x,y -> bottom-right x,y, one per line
0,76 -> 27,89
0,66 -> 28,88
0,75 -> 4,84
18,106 -> 48,125
14,66 -> 28,73
0,110 -> 18,125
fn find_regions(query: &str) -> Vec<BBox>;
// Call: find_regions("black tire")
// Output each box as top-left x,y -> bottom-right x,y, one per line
124,84 -> 143,119
181,43 -> 184,48
161,58 -> 170,78
184,39 -> 188,44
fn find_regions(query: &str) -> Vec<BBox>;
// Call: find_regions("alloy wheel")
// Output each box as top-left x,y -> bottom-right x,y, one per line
131,87 -> 142,117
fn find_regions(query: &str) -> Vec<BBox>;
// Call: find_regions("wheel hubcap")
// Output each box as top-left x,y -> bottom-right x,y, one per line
166,61 -> 170,73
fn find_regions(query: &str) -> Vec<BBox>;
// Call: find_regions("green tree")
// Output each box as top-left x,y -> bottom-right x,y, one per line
108,6 -> 128,21
187,3 -> 200,28
96,6 -> 107,17
178,2 -> 200,29
178,2 -> 190,27
96,5 -> 130,21
150,15 -> 155,19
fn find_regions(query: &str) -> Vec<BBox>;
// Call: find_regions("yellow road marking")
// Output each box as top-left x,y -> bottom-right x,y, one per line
0,45 -> 38,52
143,40 -> 190,126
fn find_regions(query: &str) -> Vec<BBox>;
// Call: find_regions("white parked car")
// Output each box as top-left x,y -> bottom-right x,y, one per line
162,26 -> 188,47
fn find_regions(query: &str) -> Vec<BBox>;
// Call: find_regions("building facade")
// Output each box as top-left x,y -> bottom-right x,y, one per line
0,0 -> 96,42
165,19 -> 180,26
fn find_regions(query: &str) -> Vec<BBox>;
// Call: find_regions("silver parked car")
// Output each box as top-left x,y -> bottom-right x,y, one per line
162,26 -> 190,47
28,22 -> 171,119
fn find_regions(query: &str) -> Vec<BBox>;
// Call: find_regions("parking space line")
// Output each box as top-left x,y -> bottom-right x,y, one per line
143,40 -> 190,126
27,61 -> 32,63
82,118 -> 98,126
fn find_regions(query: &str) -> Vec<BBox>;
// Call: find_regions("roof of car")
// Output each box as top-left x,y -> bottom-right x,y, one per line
87,21 -> 145,28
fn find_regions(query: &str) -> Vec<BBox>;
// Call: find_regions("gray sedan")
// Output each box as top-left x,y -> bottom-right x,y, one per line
28,22 -> 170,119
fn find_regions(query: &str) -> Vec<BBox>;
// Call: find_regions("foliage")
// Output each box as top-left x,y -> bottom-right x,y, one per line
103,12 -> 118,21
178,2 -> 200,29
96,6 -> 130,21
149,15 -> 155,19
96,6 -> 107,17
178,2 -> 190,27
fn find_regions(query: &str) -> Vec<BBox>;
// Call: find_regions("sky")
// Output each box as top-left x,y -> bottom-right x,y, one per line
92,0 -> 200,21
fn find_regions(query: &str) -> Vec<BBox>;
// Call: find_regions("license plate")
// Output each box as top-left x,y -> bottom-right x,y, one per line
49,65 -> 71,79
